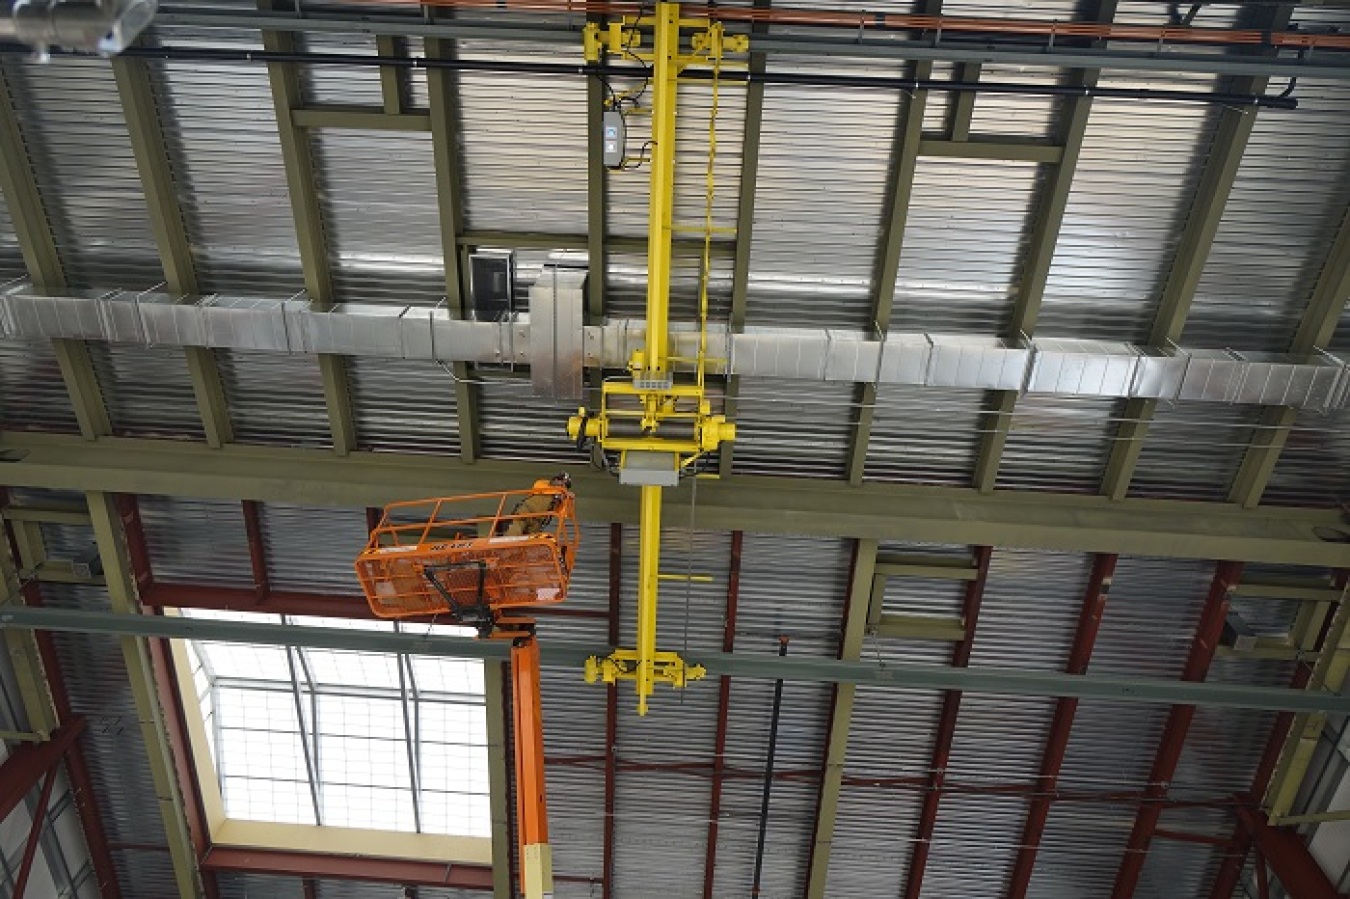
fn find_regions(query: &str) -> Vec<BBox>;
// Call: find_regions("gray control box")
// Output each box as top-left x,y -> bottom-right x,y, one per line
602,110 -> 626,168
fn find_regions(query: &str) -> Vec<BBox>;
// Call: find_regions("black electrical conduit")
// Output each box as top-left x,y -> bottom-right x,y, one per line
751,636 -> 790,899
3,42 -> 1300,109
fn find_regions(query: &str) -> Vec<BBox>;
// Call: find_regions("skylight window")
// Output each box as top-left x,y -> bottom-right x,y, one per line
181,609 -> 490,839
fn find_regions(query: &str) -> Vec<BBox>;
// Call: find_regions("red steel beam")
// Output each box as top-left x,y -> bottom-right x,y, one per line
902,545 -> 993,899
1007,553 -> 1117,898
0,718 -> 85,821
200,846 -> 495,890
1208,568 -> 1347,899
241,500 -> 270,604
1110,560 -> 1243,899
13,767 -> 59,898
701,529 -> 742,899
602,522 -> 622,898
1234,806 -> 1339,899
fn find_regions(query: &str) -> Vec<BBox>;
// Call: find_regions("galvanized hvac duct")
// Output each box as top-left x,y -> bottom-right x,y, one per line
3,281 -> 1345,410
0,0 -> 157,56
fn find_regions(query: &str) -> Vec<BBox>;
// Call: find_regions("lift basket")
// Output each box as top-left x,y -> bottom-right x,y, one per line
355,488 -> 580,620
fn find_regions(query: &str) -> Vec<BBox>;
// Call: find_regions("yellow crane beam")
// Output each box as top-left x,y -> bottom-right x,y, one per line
573,3 -> 744,715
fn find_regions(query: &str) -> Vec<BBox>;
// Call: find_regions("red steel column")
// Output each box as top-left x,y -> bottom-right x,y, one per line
1110,560 -> 1243,898
702,530 -> 743,899
1007,553 -> 1117,898
902,545 -> 993,899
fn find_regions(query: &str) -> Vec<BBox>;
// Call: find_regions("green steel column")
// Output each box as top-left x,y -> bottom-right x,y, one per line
86,492 -> 204,898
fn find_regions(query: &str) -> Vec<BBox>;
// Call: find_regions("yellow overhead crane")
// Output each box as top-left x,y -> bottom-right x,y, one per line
570,3 -> 745,715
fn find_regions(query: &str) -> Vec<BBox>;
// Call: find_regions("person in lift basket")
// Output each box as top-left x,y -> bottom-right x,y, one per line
497,472 -> 573,537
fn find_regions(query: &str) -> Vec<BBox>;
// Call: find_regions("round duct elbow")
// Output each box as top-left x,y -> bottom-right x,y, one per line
7,0 -> 158,57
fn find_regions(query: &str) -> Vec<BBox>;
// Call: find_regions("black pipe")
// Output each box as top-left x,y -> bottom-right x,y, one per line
0,42 -> 1298,109
750,635 -> 790,899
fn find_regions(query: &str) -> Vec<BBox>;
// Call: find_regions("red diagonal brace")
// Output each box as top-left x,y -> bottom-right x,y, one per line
241,500 -> 270,604
702,529 -> 743,899
1110,560 -> 1243,898
0,718 -> 86,821
1234,806 -> 1338,899
902,545 -> 993,899
1007,553 -> 1117,898
1209,567 -> 1348,899
13,766 -> 60,898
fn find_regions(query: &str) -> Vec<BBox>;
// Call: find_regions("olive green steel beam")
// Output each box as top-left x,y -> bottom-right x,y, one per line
291,106 -> 430,131
0,525 -> 59,741
0,65 -> 63,293
972,0 -> 1117,494
375,35 -> 405,115
846,54 -> 931,486
719,0 -> 770,478
483,661 -> 512,899
112,56 -> 236,449
1,504 -> 90,526
1228,204 -> 1350,509
259,4 -> 358,458
805,540 -> 877,898
945,63 -> 979,142
8,603 -> 1350,715
85,492 -> 205,898
1101,7 -> 1291,502
457,229 -> 734,259
52,339 -> 113,440
6,431 -> 1347,567
426,29 -> 481,464
0,65 -> 117,442
918,137 -> 1063,165
1265,582 -> 1350,819
869,613 -> 967,642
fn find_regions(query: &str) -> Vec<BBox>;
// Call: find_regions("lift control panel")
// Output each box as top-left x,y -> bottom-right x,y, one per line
602,109 -> 626,168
